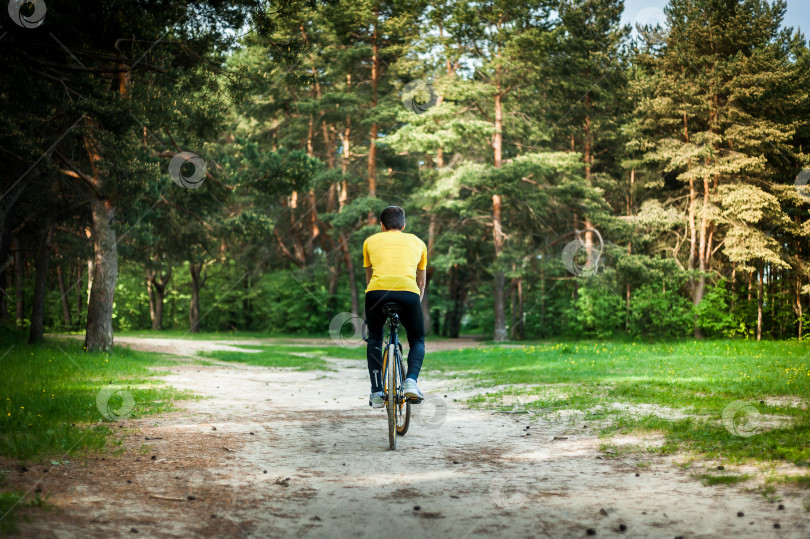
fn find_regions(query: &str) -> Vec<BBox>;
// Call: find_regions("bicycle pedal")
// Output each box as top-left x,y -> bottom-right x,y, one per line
406,397 -> 423,404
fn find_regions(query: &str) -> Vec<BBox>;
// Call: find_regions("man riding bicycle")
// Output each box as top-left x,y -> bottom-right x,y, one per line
363,206 -> 427,408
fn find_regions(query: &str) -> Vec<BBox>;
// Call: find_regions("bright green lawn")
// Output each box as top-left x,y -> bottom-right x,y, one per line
0,331 -> 194,531
427,339 -> 810,468
197,344 -> 364,369
0,333 -> 190,460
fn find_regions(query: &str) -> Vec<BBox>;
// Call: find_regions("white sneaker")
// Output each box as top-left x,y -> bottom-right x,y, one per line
369,391 -> 385,408
403,378 -> 424,400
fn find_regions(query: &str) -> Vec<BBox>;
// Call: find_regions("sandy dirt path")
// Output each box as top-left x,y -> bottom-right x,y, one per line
7,337 -> 808,538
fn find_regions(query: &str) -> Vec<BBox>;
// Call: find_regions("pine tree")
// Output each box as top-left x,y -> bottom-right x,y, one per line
631,0 -> 805,338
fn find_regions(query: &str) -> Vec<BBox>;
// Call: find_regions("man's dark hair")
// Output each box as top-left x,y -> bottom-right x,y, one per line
380,206 -> 406,230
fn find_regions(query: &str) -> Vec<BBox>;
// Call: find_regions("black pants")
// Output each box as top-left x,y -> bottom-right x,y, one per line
365,290 -> 425,392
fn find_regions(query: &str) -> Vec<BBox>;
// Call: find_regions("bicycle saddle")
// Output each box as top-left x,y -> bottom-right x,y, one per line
382,302 -> 400,315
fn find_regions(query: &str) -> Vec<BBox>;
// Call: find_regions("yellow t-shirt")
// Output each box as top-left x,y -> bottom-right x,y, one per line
363,230 -> 428,294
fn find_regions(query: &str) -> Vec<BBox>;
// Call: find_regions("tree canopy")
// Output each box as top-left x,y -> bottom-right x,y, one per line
1,0 -> 808,346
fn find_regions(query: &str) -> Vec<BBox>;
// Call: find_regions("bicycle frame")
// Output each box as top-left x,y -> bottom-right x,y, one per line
378,306 -> 415,449
382,312 -> 402,398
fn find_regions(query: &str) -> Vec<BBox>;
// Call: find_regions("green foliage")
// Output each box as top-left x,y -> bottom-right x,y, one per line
627,284 -> 694,337
573,281 -> 626,338
694,279 -> 747,337
253,265 -> 340,334
0,331 -> 189,460
4,0 -> 808,344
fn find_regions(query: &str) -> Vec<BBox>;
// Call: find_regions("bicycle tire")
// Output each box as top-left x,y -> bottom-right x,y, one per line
387,342 -> 397,449
396,353 -> 411,435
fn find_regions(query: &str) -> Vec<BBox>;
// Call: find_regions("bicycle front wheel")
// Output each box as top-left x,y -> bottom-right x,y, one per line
386,342 -> 397,449
396,355 -> 411,436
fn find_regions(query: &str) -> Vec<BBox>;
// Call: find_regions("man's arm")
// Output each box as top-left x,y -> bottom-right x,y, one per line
365,266 -> 373,286
416,268 -> 426,301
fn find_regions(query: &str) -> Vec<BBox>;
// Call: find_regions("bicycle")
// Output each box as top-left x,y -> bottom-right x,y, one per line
380,302 -> 422,449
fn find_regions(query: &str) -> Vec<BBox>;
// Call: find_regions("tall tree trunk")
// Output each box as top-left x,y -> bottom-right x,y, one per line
85,64 -> 128,351
0,226 -> 10,324
510,277 -> 517,338
685,108 -> 696,305
492,194 -> 507,341
747,270 -> 752,302
367,9 -> 379,222
13,236 -> 24,329
337,91 -> 358,316
0,166 -> 27,324
756,263 -> 763,342
695,175 -> 710,309
305,189 -> 319,260
328,256 -> 342,298
422,213 -> 436,335
444,264 -> 467,338
582,97 -> 594,268
0,266 -> 6,324
492,88 -> 507,342
421,277 -> 432,334
29,225 -> 53,344
146,266 -> 170,331
242,276 -> 252,330
75,264 -> 83,328
626,169 -> 635,332
692,172 -> 712,338
86,258 -> 93,307
769,264 -> 776,336
56,264 -> 71,328
731,265 -> 736,312
516,276 -> 524,340
539,251 -> 546,335
797,271 -> 803,342
189,262 -> 204,333
147,271 -> 157,330
341,236 -> 359,316
84,194 -> 118,351
688,173 -> 698,337
443,265 -> 456,337
0,159 -> 32,270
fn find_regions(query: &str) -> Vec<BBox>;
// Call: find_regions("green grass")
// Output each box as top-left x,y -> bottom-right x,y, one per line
197,344 -> 364,369
96,329 -> 468,343
0,332 -> 190,460
0,489 -> 48,534
697,473 -> 751,486
428,339 -> 810,468
0,330 -> 195,531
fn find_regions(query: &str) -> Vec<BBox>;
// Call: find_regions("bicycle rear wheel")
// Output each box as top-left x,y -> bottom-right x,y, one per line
386,342 -> 397,449
396,353 -> 411,436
